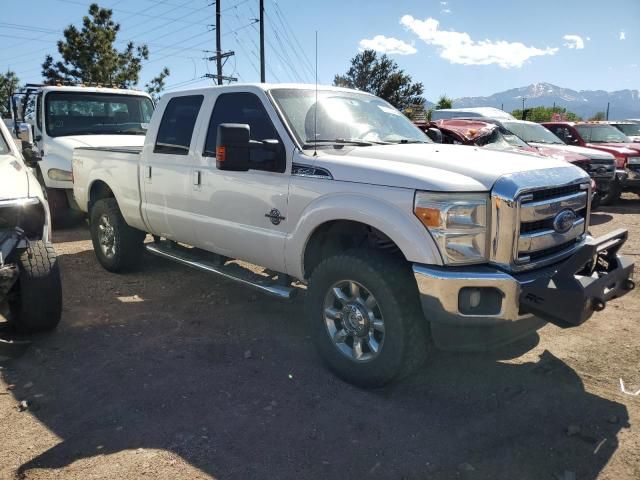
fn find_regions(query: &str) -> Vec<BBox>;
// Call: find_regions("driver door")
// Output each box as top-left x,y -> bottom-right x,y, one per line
190,91 -> 291,273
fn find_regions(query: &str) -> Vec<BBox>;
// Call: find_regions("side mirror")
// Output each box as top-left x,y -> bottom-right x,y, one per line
18,122 -> 33,144
22,144 -> 42,167
426,127 -> 443,143
216,123 -> 250,172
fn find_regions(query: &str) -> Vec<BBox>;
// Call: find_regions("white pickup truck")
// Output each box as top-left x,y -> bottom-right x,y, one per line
12,84 -> 153,223
72,84 -> 635,387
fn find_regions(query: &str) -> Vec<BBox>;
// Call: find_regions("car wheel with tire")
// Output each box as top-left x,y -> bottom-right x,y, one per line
90,198 -> 145,272
9,240 -> 62,333
305,249 -> 428,388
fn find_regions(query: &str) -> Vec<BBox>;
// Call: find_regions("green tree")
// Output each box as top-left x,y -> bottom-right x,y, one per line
589,111 -> 606,121
42,3 -> 168,88
145,67 -> 170,103
334,50 -> 424,111
511,106 -> 581,122
0,70 -> 20,118
435,94 -> 452,110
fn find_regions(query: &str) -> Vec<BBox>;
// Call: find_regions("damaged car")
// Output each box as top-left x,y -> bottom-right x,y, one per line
0,118 -> 61,343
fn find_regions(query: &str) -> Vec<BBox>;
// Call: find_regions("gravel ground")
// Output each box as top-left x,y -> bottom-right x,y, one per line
1,195 -> 639,480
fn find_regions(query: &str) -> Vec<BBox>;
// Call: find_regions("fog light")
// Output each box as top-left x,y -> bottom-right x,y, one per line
458,287 -> 503,315
468,288 -> 482,308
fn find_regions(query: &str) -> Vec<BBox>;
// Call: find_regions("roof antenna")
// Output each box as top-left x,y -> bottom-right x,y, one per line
313,30 -> 318,157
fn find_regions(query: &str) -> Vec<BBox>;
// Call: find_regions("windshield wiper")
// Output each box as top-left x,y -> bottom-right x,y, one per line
302,139 -> 374,148
388,139 -> 430,144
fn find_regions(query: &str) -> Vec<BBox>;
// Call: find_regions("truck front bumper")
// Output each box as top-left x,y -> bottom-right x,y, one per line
413,229 -> 635,351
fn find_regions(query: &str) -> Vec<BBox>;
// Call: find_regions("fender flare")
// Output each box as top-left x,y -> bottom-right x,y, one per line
285,193 -> 442,278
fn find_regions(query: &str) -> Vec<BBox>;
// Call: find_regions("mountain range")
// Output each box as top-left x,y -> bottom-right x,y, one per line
449,83 -> 640,120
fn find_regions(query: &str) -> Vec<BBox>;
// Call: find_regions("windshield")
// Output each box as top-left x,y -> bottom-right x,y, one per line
613,123 -> 640,136
45,92 -> 154,137
0,129 -> 10,155
575,124 -> 630,143
503,121 -> 563,144
269,88 -> 431,147
480,126 -> 530,150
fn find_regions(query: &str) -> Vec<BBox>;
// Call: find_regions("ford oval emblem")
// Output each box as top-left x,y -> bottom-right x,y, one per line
553,209 -> 577,234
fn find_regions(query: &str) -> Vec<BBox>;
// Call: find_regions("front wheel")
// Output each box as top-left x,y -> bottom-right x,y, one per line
305,250 -> 428,387
599,181 -> 621,206
90,198 -> 145,272
9,241 -> 62,333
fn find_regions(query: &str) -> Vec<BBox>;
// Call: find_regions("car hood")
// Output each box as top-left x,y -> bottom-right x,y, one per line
528,143 -> 615,161
309,143 -> 584,191
0,154 -> 30,200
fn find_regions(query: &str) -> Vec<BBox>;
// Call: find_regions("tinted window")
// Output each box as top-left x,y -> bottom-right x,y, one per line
204,93 -> 284,172
155,95 -> 203,155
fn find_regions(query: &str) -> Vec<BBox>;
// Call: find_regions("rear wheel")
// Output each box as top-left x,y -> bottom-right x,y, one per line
9,241 -> 62,333
306,249 -> 428,387
90,198 -> 145,272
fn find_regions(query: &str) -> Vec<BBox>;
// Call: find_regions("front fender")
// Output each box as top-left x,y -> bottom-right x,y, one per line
285,191 -> 443,279
39,153 -> 74,190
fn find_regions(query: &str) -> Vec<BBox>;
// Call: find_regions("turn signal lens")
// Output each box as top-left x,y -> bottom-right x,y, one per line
415,207 -> 441,228
216,146 -> 226,162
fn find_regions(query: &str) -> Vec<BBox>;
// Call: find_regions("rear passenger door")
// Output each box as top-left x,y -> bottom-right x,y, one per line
141,94 -> 204,244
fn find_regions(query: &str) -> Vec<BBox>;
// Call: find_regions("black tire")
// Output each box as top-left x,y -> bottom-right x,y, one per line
305,249 -> 428,388
599,181 -> 621,206
9,241 -> 62,333
90,198 -> 145,272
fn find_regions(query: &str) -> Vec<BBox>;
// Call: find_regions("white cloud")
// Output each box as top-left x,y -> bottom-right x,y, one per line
400,15 -> 558,68
619,31 -> 626,40
442,8 -> 451,14
358,35 -> 417,55
440,1 -> 451,14
586,36 -> 591,41
563,34 -> 584,49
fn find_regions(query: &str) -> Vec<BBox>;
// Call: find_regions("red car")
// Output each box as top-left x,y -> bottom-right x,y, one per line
422,119 -> 599,205
543,121 -> 640,201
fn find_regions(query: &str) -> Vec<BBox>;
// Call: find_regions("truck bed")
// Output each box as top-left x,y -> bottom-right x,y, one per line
72,146 -> 147,232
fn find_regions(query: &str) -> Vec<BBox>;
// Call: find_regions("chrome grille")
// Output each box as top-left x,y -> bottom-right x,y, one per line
490,168 -> 591,272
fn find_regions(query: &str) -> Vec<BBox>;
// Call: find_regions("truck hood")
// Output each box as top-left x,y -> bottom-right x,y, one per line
584,143 -> 640,156
47,134 -> 146,152
530,145 -> 588,163
310,143 -> 581,191
0,154 -> 30,200
528,143 -> 614,161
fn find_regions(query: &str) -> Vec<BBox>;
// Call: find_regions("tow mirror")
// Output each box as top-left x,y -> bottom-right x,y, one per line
216,123 -> 250,172
17,122 -> 33,144
427,127 -> 443,143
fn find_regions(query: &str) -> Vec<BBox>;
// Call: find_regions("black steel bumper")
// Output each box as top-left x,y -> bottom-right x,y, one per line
519,229 -> 635,328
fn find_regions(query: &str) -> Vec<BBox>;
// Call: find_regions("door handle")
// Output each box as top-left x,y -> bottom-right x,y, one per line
194,170 -> 202,186
145,165 -> 152,179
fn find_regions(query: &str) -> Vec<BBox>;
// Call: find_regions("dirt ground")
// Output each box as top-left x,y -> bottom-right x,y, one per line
1,196 -> 639,480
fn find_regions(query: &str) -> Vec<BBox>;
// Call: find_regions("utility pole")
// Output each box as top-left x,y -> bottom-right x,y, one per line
259,0 -> 265,82
205,1 -> 237,84
522,97 -> 526,120
216,0 -> 222,85
606,102 -> 610,120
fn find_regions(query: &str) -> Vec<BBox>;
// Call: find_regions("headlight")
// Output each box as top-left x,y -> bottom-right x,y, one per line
627,157 -> 640,165
414,192 -> 489,265
48,168 -> 73,181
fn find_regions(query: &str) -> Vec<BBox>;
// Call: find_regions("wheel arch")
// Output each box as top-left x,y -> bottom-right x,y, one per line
288,194 -> 442,279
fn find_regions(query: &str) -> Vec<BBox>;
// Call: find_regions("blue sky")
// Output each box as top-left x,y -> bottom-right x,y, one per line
1,0 -> 638,100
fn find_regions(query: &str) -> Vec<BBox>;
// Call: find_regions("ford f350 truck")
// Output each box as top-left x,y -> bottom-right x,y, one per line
72,84 -> 635,387
12,84 -> 153,223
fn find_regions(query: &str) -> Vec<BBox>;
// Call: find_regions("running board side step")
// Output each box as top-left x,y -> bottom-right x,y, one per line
145,242 -> 296,300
